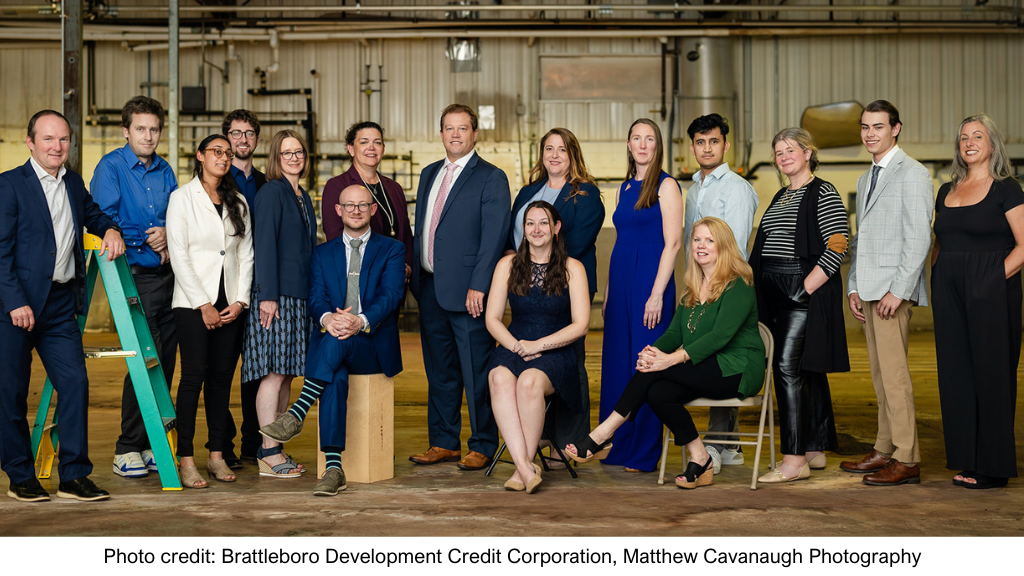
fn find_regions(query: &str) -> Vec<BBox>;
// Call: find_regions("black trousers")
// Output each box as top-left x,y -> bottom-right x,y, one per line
116,264 -> 177,454
172,289 -> 245,458
612,355 -> 741,446
759,258 -> 838,455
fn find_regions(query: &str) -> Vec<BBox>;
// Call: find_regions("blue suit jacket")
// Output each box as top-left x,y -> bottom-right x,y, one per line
307,233 -> 406,378
411,152 -> 511,311
253,177 -> 317,303
0,160 -> 117,319
507,180 -> 605,295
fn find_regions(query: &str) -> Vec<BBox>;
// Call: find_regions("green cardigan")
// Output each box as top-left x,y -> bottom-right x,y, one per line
652,278 -> 766,399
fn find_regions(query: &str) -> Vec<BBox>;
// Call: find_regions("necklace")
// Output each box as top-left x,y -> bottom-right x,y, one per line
779,174 -> 813,206
356,169 -> 396,236
687,301 -> 709,333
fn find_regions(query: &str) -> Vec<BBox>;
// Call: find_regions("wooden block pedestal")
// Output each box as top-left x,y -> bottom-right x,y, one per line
316,373 -> 395,483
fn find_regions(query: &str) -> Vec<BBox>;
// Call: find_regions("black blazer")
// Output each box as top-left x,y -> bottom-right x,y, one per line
507,180 -> 605,295
252,177 -> 318,302
0,161 -> 118,318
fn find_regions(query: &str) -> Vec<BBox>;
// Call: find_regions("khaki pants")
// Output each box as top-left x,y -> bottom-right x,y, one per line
862,299 -> 920,463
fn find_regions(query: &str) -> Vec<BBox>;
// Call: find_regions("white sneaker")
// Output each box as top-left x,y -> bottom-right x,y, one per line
140,449 -> 158,471
113,452 -> 148,478
704,445 -> 723,475
720,448 -> 745,466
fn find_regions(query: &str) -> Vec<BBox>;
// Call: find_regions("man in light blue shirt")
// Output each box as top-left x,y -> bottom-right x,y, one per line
683,113 -> 758,473
92,96 -> 179,479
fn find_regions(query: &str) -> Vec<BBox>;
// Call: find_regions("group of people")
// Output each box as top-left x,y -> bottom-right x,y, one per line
562,102 -> 1022,494
0,97 -> 1019,503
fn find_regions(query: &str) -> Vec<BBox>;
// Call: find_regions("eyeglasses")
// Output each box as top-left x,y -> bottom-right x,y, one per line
340,202 -> 373,213
206,148 -> 235,159
280,150 -> 306,160
228,130 -> 256,139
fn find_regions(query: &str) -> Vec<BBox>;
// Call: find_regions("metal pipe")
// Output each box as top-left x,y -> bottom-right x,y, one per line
169,0 -> 179,181
2,4 -> 1015,15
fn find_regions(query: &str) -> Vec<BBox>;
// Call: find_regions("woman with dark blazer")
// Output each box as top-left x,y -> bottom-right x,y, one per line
322,121 -> 413,277
166,134 -> 254,488
749,127 -> 850,483
241,129 -> 317,478
507,127 -> 605,459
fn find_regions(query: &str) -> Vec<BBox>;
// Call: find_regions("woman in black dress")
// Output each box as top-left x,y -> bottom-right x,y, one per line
932,113 -> 1024,489
749,128 -> 849,484
484,201 -> 591,493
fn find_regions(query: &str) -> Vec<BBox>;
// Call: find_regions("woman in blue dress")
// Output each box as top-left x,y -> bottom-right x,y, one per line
600,118 -> 683,472
485,201 -> 591,493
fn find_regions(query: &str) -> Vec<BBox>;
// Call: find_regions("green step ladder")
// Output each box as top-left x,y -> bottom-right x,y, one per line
31,233 -> 182,490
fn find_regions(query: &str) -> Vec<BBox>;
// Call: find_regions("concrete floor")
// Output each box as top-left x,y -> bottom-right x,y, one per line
2,329 -> 1023,537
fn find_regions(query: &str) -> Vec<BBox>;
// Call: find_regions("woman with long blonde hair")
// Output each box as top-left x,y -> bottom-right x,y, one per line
567,217 -> 765,489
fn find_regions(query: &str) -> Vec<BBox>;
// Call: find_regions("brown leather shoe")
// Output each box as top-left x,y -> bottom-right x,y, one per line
409,446 -> 461,465
862,459 -> 920,486
839,449 -> 891,473
456,450 -> 493,471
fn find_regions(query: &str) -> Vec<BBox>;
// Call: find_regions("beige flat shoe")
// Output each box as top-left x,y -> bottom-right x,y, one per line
179,465 -> 209,489
808,453 -> 827,470
525,464 -> 543,494
758,462 -> 811,483
504,477 -> 525,491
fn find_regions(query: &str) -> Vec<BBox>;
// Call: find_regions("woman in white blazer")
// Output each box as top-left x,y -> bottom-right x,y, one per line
166,134 -> 254,489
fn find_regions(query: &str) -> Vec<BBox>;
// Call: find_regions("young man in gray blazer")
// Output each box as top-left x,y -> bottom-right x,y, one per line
842,100 -> 933,485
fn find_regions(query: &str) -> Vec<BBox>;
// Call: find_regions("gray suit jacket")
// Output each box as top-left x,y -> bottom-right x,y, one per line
847,148 -> 934,305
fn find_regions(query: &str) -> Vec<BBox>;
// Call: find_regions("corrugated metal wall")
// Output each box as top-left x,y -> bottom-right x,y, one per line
3,31 -> 1023,176
749,34 -> 1024,145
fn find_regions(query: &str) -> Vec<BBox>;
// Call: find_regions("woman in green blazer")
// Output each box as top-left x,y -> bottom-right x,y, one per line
566,217 -> 764,489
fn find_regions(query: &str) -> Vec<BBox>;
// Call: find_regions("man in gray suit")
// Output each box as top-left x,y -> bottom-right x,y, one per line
841,100 -> 933,486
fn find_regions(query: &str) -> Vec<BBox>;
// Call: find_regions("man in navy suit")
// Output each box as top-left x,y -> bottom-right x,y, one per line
0,110 -> 125,502
262,184 -> 405,495
409,104 -> 511,470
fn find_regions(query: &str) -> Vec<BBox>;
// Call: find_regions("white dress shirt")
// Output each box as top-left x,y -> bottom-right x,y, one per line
320,228 -> 371,331
29,157 -> 76,283
873,144 -> 901,170
419,149 -> 476,273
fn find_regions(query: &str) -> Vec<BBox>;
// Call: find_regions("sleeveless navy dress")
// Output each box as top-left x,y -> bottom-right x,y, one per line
486,262 -> 582,413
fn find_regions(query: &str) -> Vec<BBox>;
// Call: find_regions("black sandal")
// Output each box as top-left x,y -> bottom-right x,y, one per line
962,472 -> 1008,490
565,434 -> 613,464
675,457 -> 714,489
952,471 -> 974,487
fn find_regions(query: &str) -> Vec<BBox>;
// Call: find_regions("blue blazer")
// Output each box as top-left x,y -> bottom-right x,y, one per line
411,153 -> 511,311
253,177 -> 317,303
307,233 -> 406,378
508,180 -> 605,295
0,160 -> 117,319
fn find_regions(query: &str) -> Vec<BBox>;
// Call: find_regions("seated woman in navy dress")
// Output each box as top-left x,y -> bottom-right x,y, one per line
485,201 -> 591,494
565,217 -> 765,489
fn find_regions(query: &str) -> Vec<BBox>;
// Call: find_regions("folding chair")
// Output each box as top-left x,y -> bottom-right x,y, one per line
485,398 -> 578,479
658,322 -> 776,490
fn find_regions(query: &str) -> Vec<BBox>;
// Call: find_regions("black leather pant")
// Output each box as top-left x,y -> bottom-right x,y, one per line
759,258 -> 838,455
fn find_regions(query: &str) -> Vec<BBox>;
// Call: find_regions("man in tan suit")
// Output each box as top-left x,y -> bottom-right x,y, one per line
843,100 -> 933,485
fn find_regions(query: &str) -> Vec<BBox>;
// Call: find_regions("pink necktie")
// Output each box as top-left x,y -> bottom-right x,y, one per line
427,162 -> 458,267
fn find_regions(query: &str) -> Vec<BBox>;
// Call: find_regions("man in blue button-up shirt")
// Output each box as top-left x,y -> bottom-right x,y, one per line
92,96 -> 180,479
683,113 -> 759,475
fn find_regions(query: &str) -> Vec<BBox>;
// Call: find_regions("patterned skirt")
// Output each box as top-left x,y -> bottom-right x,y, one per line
241,295 -> 310,382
